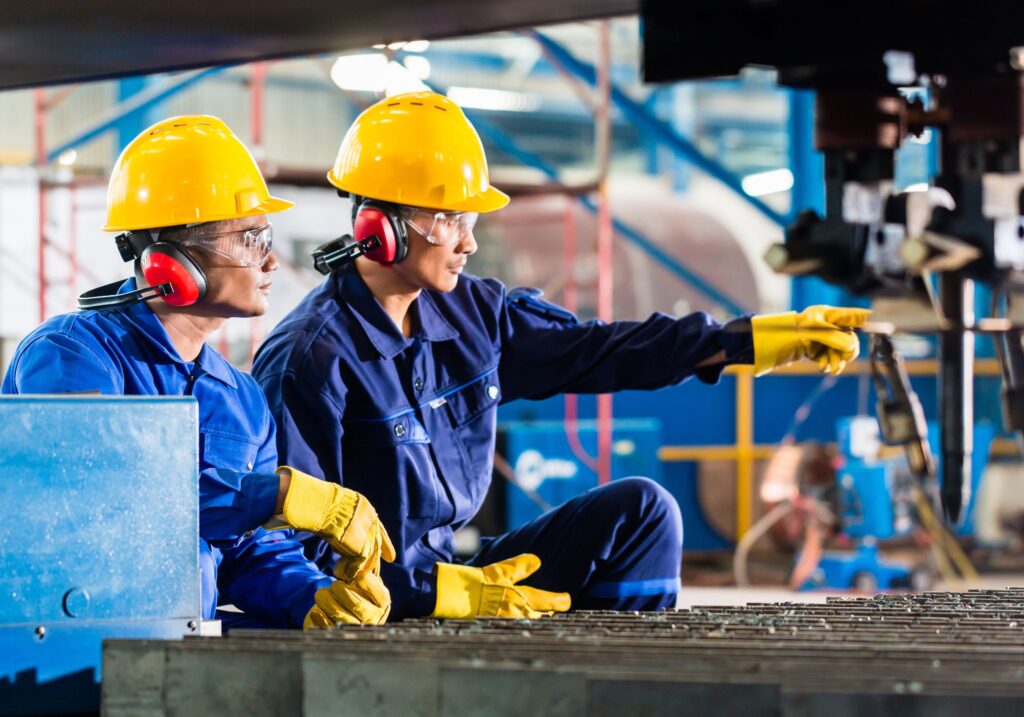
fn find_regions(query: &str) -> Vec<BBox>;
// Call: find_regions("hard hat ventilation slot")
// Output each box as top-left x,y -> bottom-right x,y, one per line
433,105 -> 447,111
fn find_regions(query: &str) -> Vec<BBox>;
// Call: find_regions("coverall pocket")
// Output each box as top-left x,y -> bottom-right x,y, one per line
442,377 -> 500,511
342,414 -> 439,521
201,431 -> 260,472
443,375 -> 501,428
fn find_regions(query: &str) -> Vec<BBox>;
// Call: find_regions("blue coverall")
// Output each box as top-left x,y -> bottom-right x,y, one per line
254,265 -> 754,620
1,279 -> 330,627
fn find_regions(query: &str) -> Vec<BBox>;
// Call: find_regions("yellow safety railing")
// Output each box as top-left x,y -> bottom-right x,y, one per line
658,358 -> 1011,541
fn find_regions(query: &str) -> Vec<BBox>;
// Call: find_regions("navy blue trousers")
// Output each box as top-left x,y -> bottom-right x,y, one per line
219,476 -> 682,630
468,477 -> 683,612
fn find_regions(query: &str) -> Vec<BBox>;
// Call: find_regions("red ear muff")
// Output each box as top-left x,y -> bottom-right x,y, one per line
354,202 -> 408,264
140,242 -> 208,307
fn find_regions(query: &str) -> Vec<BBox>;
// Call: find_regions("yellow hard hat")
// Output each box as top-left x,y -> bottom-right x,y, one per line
104,115 -> 293,232
328,91 -> 509,213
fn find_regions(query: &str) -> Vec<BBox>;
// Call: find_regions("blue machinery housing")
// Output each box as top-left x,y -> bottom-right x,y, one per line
0,397 -> 201,715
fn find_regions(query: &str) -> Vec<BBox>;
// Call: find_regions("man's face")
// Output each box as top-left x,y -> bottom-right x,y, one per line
390,209 -> 479,293
180,215 -> 279,318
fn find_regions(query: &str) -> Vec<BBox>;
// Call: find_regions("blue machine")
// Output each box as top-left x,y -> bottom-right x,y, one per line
802,416 -> 994,590
0,397 -> 202,715
501,419 -> 662,529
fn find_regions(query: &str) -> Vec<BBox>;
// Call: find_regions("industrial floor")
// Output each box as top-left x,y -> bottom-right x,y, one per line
677,573 -> 1024,608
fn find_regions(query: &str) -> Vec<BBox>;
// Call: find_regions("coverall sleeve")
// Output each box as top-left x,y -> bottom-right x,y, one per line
197,409 -> 281,546
494,285 -> 755,403
213,412 -> 332,628
260,370 -> 346,486
216,529 -> 332,627
4,334 -> 121,394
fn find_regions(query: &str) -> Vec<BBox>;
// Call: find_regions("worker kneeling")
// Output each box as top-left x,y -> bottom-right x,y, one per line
253,92 -> 869,620
2,116 -> 392,629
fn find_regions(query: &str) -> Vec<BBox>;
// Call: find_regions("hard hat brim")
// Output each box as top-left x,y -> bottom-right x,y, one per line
103,194 -> 294,232
445,185 -> 510,214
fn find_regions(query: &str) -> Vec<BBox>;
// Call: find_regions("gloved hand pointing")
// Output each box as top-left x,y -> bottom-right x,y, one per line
265,467 -> 396,580
432,553 -> 571,619
752,305 -> 871,377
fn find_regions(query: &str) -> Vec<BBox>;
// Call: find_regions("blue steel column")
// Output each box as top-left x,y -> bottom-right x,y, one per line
670,84 -> 696,192
787,88 -> 849,309
116,78 -> 158,158
643,88 -> 663,177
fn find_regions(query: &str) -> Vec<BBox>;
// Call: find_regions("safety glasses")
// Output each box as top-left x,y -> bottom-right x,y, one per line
399,206 -> 479,246
181,223 -> 273,268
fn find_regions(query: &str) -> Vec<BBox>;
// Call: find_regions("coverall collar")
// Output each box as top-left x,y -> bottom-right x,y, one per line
335,265 -> 459,360
116,278 -> 238,388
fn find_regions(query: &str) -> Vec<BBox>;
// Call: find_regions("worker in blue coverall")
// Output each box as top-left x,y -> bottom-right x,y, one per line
253,92 -> 870,621
2,115 -> 395,630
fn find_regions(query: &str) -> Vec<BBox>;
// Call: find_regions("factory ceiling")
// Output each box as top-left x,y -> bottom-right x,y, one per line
0,0 -> 637,90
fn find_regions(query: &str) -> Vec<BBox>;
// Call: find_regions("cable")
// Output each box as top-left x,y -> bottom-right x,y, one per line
780,373 -> 839,444
912,485 -> 979,584
734,501 -> 795,588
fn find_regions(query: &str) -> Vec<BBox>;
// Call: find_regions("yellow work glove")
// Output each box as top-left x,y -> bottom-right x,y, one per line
751,305 -> 871,377
304,558 -> 391,629
432,553 -> 571,619
266,467 -> 396,580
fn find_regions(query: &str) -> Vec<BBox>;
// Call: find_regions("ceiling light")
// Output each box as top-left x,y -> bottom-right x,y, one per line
402,55 -> 431,81
330,54 -> 390,91
741,168 -> 794,197
447,87 -> 542,112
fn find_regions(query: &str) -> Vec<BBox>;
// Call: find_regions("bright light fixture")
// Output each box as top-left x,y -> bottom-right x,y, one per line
330,54 -> 389,91
57,149 -> 77,166
402,55 -> 431,81
741,168 -> 794,197
330,54 -> 428,94
446,87 -> 542,112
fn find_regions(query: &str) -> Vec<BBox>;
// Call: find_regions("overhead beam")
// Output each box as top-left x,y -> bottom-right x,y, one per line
0,1 -> 637,89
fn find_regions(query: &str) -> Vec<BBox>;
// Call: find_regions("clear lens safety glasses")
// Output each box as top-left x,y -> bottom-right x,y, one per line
399,207 -> 479,246
183,223 -> 273,267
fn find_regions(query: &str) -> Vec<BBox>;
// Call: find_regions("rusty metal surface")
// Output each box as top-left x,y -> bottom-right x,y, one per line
104,590 -> 1024,716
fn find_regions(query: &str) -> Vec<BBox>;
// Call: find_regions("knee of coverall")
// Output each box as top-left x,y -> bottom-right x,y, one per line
604,477 -> 684,566
199,538 -> 219,620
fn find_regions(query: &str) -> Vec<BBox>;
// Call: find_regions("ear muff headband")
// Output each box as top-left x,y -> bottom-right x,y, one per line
78,232 -> 208,311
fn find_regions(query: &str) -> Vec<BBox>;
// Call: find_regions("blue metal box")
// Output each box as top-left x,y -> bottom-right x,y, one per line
0,396 -> 201,715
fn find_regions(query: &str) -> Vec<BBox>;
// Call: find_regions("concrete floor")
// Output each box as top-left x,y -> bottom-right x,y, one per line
676,574 -> 1024,609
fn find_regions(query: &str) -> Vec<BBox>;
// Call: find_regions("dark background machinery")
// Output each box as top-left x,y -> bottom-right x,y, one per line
643,0 -> 1024,524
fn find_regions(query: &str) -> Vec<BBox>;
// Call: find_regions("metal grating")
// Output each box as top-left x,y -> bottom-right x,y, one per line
104,589 -> 1024,716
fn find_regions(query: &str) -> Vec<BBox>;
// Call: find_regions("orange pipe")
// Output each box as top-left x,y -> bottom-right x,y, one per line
595,22 -> 613,486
